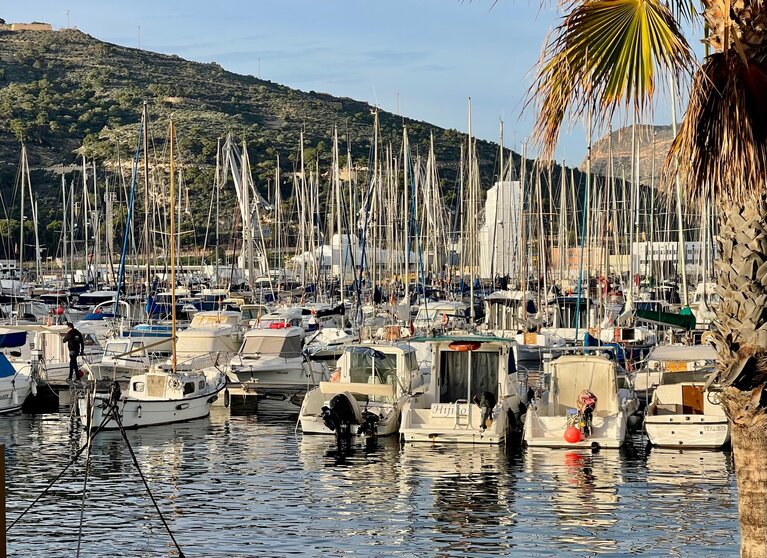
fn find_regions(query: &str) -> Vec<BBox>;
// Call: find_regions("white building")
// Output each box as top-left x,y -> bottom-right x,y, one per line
479,180 -> 523,278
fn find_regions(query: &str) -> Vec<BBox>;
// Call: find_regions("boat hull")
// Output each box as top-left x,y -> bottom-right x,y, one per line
523,412 -> 627,449
645,416 -> 730,448
79,385 -> 224,430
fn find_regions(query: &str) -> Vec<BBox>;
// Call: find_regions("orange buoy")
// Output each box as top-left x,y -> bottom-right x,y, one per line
564,426 -> 582,443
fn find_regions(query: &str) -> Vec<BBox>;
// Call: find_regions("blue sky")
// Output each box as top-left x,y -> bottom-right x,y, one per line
4,1 -> 684,163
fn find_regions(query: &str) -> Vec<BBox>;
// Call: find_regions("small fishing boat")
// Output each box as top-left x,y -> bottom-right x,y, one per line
79,365 -> 226,429
299,342 -> 425,437
80,118 -> 227,430
399,335 -> 529,445
523,352 -> 639,449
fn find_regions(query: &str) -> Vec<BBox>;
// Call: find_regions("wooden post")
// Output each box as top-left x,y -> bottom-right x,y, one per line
0,443 -> 6,558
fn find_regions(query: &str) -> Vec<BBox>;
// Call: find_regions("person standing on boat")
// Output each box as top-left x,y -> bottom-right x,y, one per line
62,322 -> 84,381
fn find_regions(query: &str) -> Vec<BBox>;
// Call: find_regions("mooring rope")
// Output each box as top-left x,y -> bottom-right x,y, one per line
109,403 -> 186,557
6,410 -> 112,533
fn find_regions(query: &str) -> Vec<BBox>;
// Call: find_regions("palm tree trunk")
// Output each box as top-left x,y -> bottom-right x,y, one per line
721,387 -> 767,558
715,202 -> 767,557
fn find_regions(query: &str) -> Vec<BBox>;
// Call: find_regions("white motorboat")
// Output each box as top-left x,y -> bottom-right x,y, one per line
10,326 -> 102,383
79,364 -> 226,429
643,345 -> 727,448
303,327 -> 356,360
89,338 -> 152,381
299,342 -> 425,437
0,353 -> 34,413
524,353 -> 638,449
634,344 -> 719,397
399,335 -> 529,445
174,310 -> 243,368
412,300 -> 469,332
228,326 -> 325,414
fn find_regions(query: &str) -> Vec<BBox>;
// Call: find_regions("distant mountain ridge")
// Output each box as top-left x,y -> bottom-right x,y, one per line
580,125 -> 674,186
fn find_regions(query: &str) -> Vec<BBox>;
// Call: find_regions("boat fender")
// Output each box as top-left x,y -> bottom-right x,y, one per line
590,441 -> 601,453
224,388 -> 230,408
11,385 -> 18,407
137,404 -> 142,419
30,382 -> 37,397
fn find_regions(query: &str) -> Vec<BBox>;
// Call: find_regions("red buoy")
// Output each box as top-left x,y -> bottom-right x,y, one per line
56,305 -> 65,316
564,426 -> 582,444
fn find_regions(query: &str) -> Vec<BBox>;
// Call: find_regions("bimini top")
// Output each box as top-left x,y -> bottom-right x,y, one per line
648,344 -> 718,362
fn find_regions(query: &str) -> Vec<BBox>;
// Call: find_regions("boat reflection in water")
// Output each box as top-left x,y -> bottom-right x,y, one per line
524,446 -> 624,555
640,447 -> 737,553
398,445 -> 518,556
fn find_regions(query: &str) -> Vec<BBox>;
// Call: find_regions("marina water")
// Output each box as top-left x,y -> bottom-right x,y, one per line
2,408 -> 738,557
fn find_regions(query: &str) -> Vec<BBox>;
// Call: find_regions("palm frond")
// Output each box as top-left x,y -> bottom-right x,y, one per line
665,53 -> 767,208
527,0 -> 694,158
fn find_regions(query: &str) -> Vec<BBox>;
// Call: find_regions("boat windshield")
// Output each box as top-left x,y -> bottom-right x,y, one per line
348,349 -> 398,385
439,350 -> 499,403
241,334 -> 302,358
104,342 -> 129,357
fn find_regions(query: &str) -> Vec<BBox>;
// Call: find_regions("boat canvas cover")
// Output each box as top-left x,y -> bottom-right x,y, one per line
551,356 -> 619,416
0,329 -> 26,348
0,353 -> 16,378
635,308 -> 696,330
241,333 -> 302,358
648,345 -> 719,362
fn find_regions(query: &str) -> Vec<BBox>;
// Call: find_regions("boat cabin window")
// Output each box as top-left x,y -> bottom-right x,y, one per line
184,382 -> 195,395
439,350 -> 499,404
241,335 -> 302,358
132,381 -> 145,392
348,349 -> 398,386
198,379 -> 205,390
105,342 -> 129,357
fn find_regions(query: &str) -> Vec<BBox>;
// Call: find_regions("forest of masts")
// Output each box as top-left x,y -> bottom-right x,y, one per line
6,109 -> 715,300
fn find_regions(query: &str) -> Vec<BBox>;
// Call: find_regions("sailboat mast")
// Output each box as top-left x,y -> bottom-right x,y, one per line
62,174 -> 68,287
143,102 -> 151,292
19,144 -> 25,275
169,119 -> 177,372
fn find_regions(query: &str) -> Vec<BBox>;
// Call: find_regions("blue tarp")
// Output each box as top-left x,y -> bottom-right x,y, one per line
0,330 -> 26,349
0,353 -> 17,378
583,332 -> 625,363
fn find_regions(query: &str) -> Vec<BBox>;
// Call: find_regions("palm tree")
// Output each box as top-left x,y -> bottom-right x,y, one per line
527,0 -> 767,555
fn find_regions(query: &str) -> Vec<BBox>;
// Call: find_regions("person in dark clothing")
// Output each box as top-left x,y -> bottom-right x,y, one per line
62,322 -> 84,381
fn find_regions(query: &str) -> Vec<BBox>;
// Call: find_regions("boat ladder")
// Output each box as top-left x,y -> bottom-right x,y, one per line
454,399 -> 470,429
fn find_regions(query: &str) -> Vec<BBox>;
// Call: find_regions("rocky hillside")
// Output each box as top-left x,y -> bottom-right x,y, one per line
581,125 -> 674,186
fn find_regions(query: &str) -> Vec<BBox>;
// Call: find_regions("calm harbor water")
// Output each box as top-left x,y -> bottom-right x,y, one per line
1,408 -> 738,557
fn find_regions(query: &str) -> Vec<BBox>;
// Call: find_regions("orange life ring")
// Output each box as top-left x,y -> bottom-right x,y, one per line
448,341 -> 481,352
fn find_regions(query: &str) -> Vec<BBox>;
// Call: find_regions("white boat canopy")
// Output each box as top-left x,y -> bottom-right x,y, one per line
648,345 -> 719,362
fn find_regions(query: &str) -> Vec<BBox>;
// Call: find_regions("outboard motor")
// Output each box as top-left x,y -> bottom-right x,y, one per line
472,391 -> 497,431
357,411 -> 382,437
320,392 -> 363,446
